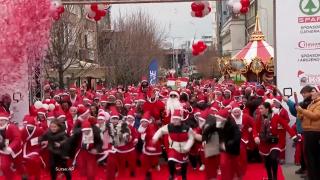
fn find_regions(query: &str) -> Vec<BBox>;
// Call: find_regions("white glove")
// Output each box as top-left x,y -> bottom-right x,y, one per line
254,137 -> 260,145
248,127 -> 252,132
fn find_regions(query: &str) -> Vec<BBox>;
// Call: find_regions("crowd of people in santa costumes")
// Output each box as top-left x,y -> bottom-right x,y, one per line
2,77 -> 319,180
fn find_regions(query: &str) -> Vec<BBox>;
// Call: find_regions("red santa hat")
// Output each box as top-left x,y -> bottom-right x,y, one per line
172,109 -> 182,120
233,89 -> 241,97
210,102 -> 220,113
230,102 -> 241,113
47,111 -> 55,120
55,109 -> 66,119
23,115 -> 36,127
141,76 -> 148,83
137,93 -> 146,102
97,112 -> 106,121
215,109 -> 229,121
100,95 -> 108,103
69,84 -> 77,91
110,108 -> 120,119
169,90 -> 180,98
124,97 -> 132,106
37,108 -> 47,116
0,111 -> 9,121
193,108 -> 201,116
77,105 -> 90,120
81,119 -> 92,131
256,88 -> 265,97
140,111 -> 151,123
126,109 -> 135,120
197,93 -> 206,103
273,96 -> 283,104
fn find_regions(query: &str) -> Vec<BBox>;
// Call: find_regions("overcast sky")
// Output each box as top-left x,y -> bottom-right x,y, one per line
111,2 -> 215,48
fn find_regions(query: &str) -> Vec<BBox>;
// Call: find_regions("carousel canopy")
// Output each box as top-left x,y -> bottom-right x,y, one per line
232,16 -> 274,65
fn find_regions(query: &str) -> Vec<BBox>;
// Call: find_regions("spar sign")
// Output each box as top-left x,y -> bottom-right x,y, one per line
276,0 -> 320,99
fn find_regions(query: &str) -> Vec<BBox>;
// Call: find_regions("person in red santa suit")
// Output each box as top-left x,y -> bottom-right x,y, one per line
163,91 -> 183,125
214,109 -> 241,180
137,111 -> 162,180
105,108 -> 138,179
230,103 -> 255,179
74,119 -> 103,180
152,109 -> 194,180
272,96 -> 290,164
21,115 -> 45,180
190,110 -> 207,172
253,102 -> 298,180
143,87 -> 165,124
69,84 -> 82,106
0,112 -> 24,180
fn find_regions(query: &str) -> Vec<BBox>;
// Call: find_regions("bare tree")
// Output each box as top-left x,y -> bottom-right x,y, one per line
194,47 -> 220,78
45,5 -> 95,88
99,10 -> 167,86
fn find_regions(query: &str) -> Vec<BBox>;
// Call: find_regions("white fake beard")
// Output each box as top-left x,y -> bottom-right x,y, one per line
216,120 -> 226,128
272,107 -> 280,115
231,113 -> 243,125
0,123 -> 8,130
138,125 -> 146,133
127,121 -> 135,127
82,130 -> 94,144
166,98 -> 182,114
199,120 -> 205,129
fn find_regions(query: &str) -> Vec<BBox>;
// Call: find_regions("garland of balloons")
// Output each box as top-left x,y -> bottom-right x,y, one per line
190,1 -> 211,18
227,0 -> 250,14
85,4 -> 110,21
51,0 -> 65,20
192,41 -> 207,56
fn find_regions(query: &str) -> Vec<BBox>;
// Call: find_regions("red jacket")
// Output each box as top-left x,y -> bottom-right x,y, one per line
21,126 -> 44,158
0,124 -> 22,158
142,123 -> 162,156
237,113 -> 255,144
143,100 -> 165,121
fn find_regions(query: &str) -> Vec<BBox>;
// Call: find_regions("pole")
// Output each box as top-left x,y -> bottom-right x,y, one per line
62,0 -> 228,5
273,0 -> 277,85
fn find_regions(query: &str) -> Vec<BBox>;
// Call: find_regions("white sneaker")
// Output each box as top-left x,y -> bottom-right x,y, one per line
199,164 -> 205,171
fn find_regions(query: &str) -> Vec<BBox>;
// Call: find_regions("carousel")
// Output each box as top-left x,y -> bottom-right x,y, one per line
218,16 -> 275,83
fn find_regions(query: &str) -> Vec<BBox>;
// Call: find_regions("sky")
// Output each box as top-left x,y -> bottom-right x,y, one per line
111,2 -> 215,48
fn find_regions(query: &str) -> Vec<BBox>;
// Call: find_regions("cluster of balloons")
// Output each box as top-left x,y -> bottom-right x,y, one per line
190,1 -> 211,18
51,0 -> 65,20
192,41 -> 207,56
85,4 -> 108,21
227,0 -> 250,14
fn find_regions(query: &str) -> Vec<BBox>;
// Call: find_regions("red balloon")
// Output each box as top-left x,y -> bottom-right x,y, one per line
240,7 -> 249,14
57,6 -> 65,14
192,50 -> 199,56
195,11 -> 203,17
94,14 -> 101,21
197,41 -> 205,47
191,2 -> 205,12
240,0 -> 250,7
91,3 -> 99,12
98,10 -> 106,17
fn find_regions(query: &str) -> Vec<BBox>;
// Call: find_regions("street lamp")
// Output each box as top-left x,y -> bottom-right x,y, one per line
169,37 -> 183,72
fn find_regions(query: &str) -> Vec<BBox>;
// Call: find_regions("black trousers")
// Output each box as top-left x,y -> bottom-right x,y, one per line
263,150 -> 280,180
168,160 -> 188,180
303,131 -> 320,180
50,153 -> 71,180
189,154 -> 202,169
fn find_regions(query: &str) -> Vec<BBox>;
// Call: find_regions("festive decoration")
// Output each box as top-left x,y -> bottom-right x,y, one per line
0,0 -> 52,91
218,16 -> 274,82
228,0 -> 250,15
51,0 -> 65,20
85,3 -> 110,21
192,41 -> 207,56
190,1 -> 211,18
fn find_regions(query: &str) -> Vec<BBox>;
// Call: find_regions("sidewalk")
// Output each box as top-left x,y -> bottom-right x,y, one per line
282,164 -> 304,180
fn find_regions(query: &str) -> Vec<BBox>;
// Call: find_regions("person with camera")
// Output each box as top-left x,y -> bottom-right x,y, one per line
253,102 -> 298,180
297,85 -> 320,180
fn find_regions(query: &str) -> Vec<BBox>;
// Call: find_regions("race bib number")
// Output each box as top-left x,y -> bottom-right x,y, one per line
30,137 -> 39,146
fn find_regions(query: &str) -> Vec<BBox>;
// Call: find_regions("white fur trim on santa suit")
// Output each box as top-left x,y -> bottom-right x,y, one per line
78,109 -> 90,121
0,117 -> 9,121
214,115 -> 227,121
140,118 -> 151,123
126,115 -> 135,120
169,91 -> 179,97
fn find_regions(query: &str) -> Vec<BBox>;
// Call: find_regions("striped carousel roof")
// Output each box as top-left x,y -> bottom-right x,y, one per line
232,16 -> 274,65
